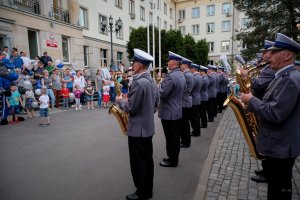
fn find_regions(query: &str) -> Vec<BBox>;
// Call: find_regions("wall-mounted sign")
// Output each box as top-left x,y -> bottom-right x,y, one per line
46,34 -> 58,48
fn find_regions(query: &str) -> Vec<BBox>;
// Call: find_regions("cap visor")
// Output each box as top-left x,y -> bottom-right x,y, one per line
267,46 -> 284,51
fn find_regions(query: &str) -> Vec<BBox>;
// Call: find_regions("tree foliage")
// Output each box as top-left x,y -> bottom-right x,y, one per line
127,27 -> 209,68
233,0 -> 300,61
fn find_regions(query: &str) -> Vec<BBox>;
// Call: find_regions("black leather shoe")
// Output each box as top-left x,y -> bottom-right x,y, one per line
159,160 -> 177,167
126,193 -> 149,200
162,157 -> 170,162
190,134 -> 200,137
251,175 -> 268,183
180,143 -> 190,148
201,125 -> 207,128
254,169 -> 264,176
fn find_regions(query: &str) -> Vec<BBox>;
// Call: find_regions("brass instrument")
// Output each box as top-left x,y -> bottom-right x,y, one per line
108,73 -> 129,135
223,55 -> 265,160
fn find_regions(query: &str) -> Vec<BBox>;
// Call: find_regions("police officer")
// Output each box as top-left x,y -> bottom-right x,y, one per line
206,65 -> 218,122
190,63 -> 202,137
216,66 -> 228,113
180,58 -> 194,147
241,33 -> 300,200
116,49 -> 159,200
241,40 -> 276,183
159,51 -> 186,167
199,66 -> 209,128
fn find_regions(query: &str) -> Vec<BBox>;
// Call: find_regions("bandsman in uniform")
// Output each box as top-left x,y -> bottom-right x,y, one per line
159,51 -> 186,167
116,49 -> 159,200
240,40 -> 276,184
199,66 -> 209,128
180,58 -> 194,148
206,65 -> 218,122
189,63 -> 202,137
216,66 -> 228,113
241,33 -> 300,200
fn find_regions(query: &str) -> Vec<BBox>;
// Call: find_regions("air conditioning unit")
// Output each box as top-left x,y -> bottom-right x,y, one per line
130,13 -> 135,19
226,13 -> 232,17
178,18 -> 183,23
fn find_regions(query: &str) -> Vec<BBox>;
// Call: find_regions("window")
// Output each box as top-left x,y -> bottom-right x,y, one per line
99,15 -> 107,33
100,49 -> 107,67
117,52 -> 123,66
207,5 -> 215,16
157,16 -> 160,27
164,21 -> 167,30
79,7 -> 88,28
222,21 -> 231,32
222,3 -> 231,14
115,0 -> 122,8
164,3 -> 167,14
149,12 -> 153,24
241,18 -> 250,30
62,36 -> 70,63
27,30 -> 39,60
170,8 -> 173,19
179,9 -> 185,19
157,0 -> 160,10
192,7 -> 200,18
207,23 -> 215,33
208,60 -> 214,65
129,0 -> 135,14
83,46 -> 89,66
179,26 -> 185,35
140,6 -> 145,21
221,41 -> 230,52
192,25 -> 199,35
208,42 -> 214,52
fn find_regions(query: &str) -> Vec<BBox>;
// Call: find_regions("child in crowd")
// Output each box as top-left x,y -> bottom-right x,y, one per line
6,83 -> 23,124
25,87 -> 37,118
38,88 -> 50,126
85,80 -> 94,109
74,85 -> 82,110
120,75 -> 129,101
102,80 -> 110,108
61,83 -> 70,110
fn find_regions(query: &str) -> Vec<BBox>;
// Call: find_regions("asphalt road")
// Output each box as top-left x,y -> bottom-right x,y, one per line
0,108 -> 221,200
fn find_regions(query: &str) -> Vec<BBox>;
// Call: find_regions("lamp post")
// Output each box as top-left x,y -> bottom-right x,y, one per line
100,15 -> 123,70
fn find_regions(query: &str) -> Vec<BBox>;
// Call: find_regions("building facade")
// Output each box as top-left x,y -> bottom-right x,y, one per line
0,0 -> 248,70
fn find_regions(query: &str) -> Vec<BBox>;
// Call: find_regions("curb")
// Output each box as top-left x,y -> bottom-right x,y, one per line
193,109 -> 229,200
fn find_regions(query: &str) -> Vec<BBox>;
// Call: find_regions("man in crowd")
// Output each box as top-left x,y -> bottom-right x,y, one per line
40,52 -> 52,67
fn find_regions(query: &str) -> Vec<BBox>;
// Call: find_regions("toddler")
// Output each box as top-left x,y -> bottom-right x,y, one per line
6,83 -> 23,124
25,87 -> 37,118
38,88 -> 50,126
61,83 -> 70,109
74,85 -> 82,110
85,80 -> 94,109
102,80 -> 110,108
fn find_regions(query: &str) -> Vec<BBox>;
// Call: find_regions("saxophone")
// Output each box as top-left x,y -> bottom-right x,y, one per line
223,62 -> 265,160
108,74 -> 129,135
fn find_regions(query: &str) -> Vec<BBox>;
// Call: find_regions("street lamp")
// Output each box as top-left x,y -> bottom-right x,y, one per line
100,15 -> 123,70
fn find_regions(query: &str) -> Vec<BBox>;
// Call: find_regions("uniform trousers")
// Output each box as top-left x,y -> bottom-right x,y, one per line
180,107 -> 191,146
189,105 -> 201,136
217,92 -> 226,113
161,119 -> 181,164
128,136 -> 154,199
200,101 -> 208,127
207,98 -> 216,121
265,157 -> 295,200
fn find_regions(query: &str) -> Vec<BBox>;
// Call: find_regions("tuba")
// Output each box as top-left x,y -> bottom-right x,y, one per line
223,55 -> 265,160
108,73 -> 129,135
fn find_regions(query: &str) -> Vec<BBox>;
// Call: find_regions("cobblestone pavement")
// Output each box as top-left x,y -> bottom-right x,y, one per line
200,109 -> 300,200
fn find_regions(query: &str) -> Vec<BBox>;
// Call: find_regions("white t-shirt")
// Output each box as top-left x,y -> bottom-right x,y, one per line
39,95 -> 49,108
21,56 -> 31,69
73,76 -> 86,91
25,90 -> 35,99
103,85 -> 110,95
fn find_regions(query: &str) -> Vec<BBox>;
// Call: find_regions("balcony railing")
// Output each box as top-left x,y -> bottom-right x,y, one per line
12,0 -> 40,15
51,6 -> 70,24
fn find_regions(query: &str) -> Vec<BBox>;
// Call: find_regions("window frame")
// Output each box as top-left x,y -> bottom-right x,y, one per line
99,14 -> 108,34
79,6 -> 88,28
62,36 -> 70,64
129,0 -> 135,14
207,22 -> 215,33
222,3 -> 231,15
206,5 -> 215,16
83,46 -> 89,66
27,29 -> 40,60
221,40 -> 230,52
115,0 -> 122,9
192,24 -> 200,35
178,9 -> 185,19
140,6 -> 145,21
192,7 -> 200,18
117,51 -> 123,66
179,26 -> 185,35
221,20 -> 231,32
100,48 -> 108,67
208,42 -> 214,52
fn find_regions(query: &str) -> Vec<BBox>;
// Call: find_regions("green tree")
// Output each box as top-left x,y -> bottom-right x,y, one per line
233,0 -> 300,61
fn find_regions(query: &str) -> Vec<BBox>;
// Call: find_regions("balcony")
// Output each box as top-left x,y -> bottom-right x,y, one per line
12,0 -> 40,14
51,6 -> 70,24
